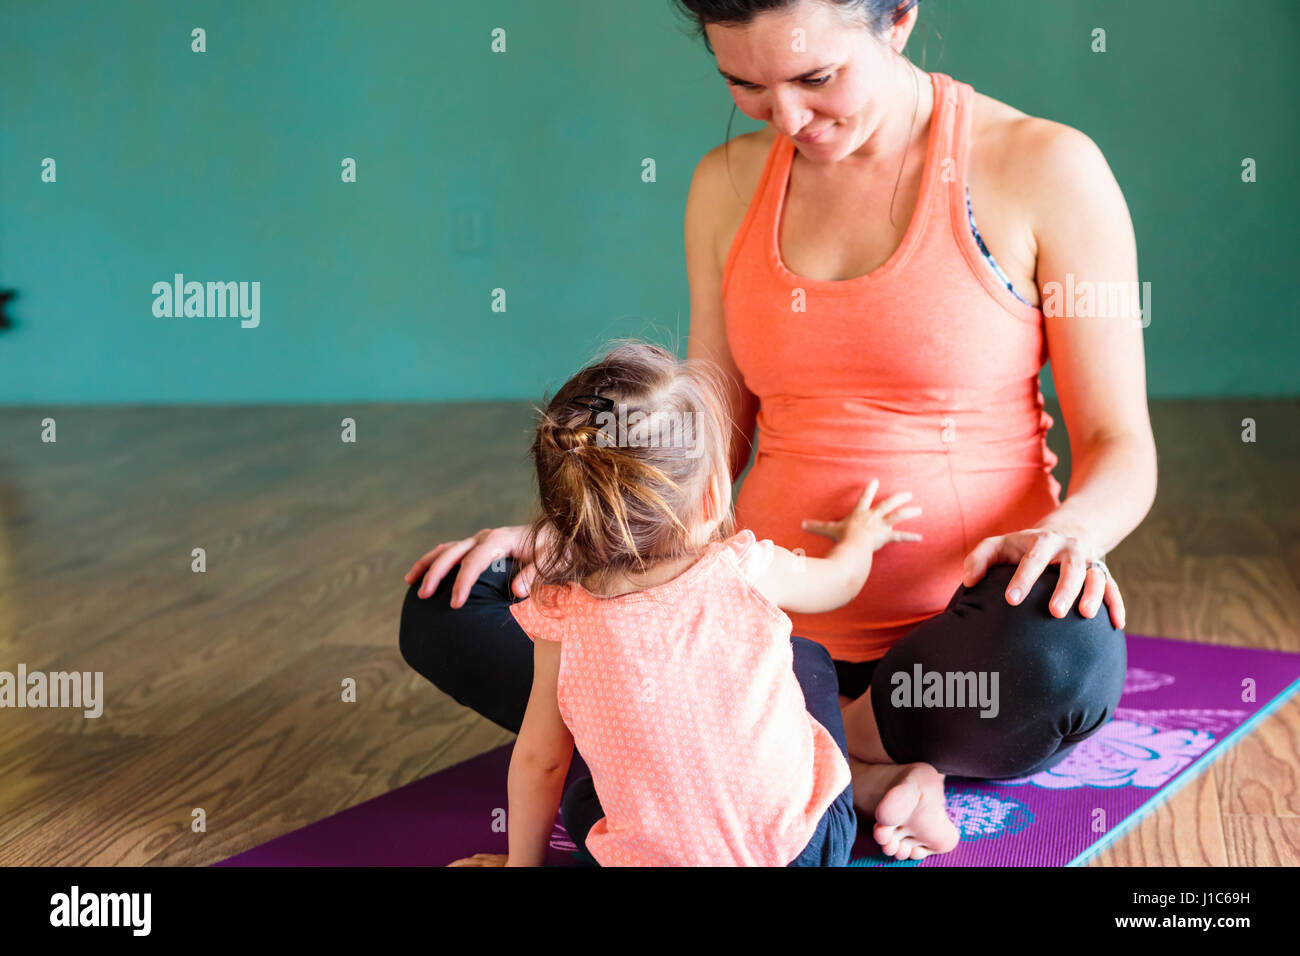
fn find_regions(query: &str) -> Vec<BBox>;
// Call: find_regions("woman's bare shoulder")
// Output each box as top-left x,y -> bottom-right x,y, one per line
971,90 -> 1115,204
696,128 -> 774,214
969,88 -> 1123,247
692,127 -> 778,262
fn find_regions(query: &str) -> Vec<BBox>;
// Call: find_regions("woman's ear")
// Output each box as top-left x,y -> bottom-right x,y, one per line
889,5 -> 919,54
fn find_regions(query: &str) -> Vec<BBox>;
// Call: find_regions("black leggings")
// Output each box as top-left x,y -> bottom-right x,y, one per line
399,558 -> 1126,781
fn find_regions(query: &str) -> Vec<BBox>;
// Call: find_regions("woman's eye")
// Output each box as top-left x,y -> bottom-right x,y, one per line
727,75 -> 830,91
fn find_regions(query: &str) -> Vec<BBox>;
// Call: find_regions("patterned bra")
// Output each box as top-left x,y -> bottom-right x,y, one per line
965,184 -> 1033,307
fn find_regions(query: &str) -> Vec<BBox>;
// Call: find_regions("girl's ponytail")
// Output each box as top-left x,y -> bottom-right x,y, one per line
520,340 -> 736,609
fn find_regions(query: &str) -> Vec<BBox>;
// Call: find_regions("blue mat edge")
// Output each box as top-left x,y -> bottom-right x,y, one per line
1067,668 -> 1300,867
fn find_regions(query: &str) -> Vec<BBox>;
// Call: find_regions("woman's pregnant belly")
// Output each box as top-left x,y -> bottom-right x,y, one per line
735,407 -> 1061,662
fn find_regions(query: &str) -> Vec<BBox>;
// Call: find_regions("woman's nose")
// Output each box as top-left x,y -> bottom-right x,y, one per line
767,91 -> 808,137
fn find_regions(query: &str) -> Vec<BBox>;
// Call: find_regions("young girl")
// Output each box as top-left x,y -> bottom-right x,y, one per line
449,341 -> 922,867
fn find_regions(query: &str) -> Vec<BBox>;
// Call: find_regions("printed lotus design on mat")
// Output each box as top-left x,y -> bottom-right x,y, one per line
1122,667 -> 1177,694
1113,707 -> 1250,737
851,790 -> 1034,865
550,823 -> 577,853
1000,717 -> 1218,789
943,790 -> 1033,839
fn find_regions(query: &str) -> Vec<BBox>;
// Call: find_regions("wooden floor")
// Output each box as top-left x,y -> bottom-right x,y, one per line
0,399 -> 1296,866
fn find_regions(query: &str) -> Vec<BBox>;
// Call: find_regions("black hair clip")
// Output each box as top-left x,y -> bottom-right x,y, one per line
563,394 -> 614,452
567,393 -> 615,414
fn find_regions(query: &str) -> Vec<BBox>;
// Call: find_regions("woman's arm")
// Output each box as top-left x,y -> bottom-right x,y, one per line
505,638 -> 573,867
684,147 -> 761,482
965,124 -> 1157,627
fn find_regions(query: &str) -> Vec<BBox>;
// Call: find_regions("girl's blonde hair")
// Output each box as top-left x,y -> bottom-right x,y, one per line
520,340 -> 737,610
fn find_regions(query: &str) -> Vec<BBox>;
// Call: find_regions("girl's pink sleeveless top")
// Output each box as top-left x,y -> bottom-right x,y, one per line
510,530 -> 849,867
722,71 -> 1061,663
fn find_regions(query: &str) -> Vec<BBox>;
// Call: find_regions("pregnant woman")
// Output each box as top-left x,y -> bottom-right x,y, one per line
400,0 -> 1157,861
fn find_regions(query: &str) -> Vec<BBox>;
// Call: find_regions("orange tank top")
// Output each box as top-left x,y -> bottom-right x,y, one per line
721,71 -> 1061,663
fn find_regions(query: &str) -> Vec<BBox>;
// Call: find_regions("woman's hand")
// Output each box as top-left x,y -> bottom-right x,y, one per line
404,523 -> 553,608
962,528 -> 1126,629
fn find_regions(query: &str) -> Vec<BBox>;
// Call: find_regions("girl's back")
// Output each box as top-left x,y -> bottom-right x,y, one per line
511,528 -> 849,866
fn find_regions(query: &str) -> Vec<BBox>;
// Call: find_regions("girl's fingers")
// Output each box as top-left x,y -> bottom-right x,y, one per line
1077,565 -> 1107,618
871,490 -> 912,515
801,518 -> 837,537
884,505 -> 922,524
891,530 -> 923,542
853,478 -> 880,512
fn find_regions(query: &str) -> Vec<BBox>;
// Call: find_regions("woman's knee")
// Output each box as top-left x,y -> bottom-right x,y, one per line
397,558 -> 507,686
398,559 -> 536,733
869,563 -> 1127,777
1001,564 -> 1125,715
949,563 -> 1125,697
398,578 -> 453,682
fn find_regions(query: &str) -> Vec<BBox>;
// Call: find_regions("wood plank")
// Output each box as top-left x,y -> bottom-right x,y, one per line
1086,767 -> 1227,866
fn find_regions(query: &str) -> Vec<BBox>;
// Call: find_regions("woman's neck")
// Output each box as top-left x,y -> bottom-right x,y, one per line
846,60 -> 932,166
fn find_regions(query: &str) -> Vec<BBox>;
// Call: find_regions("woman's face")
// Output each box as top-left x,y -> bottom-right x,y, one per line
706,1 -> 915,162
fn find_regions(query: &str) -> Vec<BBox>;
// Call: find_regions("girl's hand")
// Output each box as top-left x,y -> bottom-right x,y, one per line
447,853 -> 509,867
802,478 -> 923,553
404,523 -> 556,607
963,528 -> 1126,629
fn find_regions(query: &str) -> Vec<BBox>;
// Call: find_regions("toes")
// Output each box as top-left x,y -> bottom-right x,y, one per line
873,778 -> 921,828
873,822 -> 900,854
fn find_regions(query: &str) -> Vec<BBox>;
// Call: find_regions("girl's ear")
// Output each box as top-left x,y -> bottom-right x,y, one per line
705,469 -> 728,525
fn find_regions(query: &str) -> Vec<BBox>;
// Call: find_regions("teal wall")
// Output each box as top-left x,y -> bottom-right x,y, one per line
2,0 -> 1296,403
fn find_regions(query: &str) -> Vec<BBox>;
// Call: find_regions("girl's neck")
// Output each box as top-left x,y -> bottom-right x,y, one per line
581,550 -> 707,598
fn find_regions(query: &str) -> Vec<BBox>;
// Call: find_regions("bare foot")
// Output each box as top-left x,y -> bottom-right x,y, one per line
447,852 -> 508,867
869,763 -> 959,862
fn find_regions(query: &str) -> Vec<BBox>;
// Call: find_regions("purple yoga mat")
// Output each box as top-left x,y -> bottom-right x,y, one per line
216,635 -> 1300,867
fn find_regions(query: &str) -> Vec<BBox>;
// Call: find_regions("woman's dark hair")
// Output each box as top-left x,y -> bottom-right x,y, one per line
520,340 -> 736,610
670,0 -> 921,54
